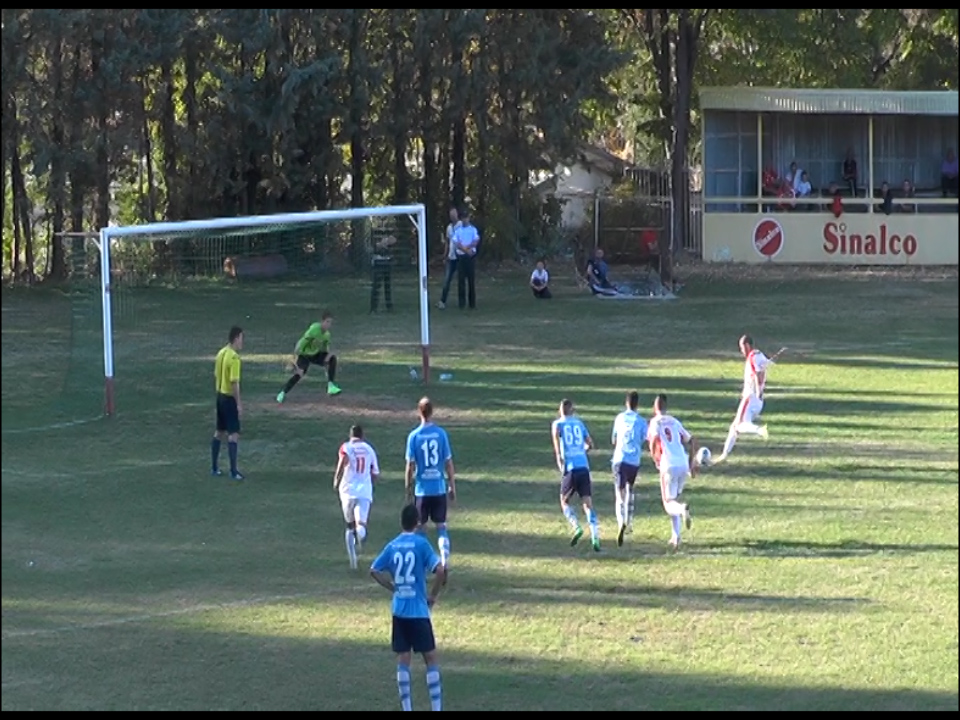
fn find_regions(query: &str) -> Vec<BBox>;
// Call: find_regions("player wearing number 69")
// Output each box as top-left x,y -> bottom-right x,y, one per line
333,425 -> 380,570
405,397 -> 457,571
370,503 -> 447,712
552,399 -> 601,552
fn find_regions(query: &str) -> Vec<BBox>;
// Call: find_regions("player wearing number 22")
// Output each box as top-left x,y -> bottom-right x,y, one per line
552,399 -> 601,551
333,425 -> 380,570
405,397 -> 456,570
371,504 -> 447,712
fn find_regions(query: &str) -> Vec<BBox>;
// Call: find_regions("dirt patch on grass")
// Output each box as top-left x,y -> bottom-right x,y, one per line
252,391 -> 488,426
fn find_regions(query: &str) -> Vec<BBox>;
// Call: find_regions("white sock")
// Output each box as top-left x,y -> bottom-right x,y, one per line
356,525 -> 367,542
722,426 -> 737,456
624,489 -> 632,526
563,505 -> 579,529
737,421 -> 764,436
664,500 -> 685,517
615,493 -> 625,527
345,529 -> 357,564
671,514 -> 682,540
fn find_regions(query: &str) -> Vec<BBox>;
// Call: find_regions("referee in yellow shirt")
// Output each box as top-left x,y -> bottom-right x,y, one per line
212,326 -> 245,480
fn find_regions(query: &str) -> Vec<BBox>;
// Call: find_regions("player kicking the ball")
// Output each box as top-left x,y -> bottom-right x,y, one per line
552,399 -> 601,551
714,335 -> 787,464
611,390 -> 648,546
333,425 -> 380,570
277,311 -> 341,402
647,393 -> 697,550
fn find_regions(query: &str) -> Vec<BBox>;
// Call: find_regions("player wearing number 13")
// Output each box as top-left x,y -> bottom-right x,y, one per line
405,397 -> 456,570
370,504 -> 447,712
552,399 -> 601,551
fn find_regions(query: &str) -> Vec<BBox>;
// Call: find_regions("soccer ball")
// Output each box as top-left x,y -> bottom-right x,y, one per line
696,447 -> 712,467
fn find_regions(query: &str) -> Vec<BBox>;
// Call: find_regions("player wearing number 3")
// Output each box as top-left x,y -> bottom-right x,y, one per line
371,504 -> 447,712
333,425 -> 380,570
405,397 -> 457,572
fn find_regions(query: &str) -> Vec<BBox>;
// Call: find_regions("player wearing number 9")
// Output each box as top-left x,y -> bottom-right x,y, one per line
370,503 -> 447,712
405,397 -> 457,573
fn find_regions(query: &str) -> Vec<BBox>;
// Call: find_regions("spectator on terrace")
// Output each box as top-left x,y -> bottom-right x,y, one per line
942,148 -> 959,197
827,182 -> 844,218
842,148 -> 858,197
878,181 -> 894,215
795,171 -> 813,210
785,161 -> 803,193
899,179 -> 916,214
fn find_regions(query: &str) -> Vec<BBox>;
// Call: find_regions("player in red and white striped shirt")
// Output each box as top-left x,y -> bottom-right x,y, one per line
333,425 -> 380,569
715,335 -> 786,464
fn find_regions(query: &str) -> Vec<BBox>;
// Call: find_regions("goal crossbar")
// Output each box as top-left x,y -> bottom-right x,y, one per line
96,204 -> 431,416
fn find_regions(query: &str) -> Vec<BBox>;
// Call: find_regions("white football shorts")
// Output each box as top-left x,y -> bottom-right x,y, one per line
660,465 -> 689,501
735,395 -> 764,426
340,496 -> 372,525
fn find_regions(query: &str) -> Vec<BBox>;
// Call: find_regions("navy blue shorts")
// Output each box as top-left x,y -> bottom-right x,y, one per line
295,352 -> 328,372
561,468 -> 592,500
392,616 -> 436,654
613,462 -> 639,490
215,394 -> 240,434
416,494 -> 448,525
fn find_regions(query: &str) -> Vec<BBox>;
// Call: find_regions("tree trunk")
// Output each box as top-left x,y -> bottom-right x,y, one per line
67,44 -> 86,274
420,44 -> 439,250
159,57 -> 179,220
183,40 -> 199,218
11,131 -> 35,283
390,33 -> 410,206
141,81 -> 157,222
91,36 -> 111,231
451,119 -> 466,210
48,31 -> 68,281
347,11 -> 366,210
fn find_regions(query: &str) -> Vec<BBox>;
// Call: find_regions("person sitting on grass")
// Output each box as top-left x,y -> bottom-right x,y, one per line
585,248 -> 618,297
530,260 -> 551,299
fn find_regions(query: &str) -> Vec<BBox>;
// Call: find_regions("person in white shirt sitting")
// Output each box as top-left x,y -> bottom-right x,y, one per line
794,170 -> 813,211
530,260 -> 551,299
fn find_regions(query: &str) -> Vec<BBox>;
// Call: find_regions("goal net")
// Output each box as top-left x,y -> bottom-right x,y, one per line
83,205 -> 428,421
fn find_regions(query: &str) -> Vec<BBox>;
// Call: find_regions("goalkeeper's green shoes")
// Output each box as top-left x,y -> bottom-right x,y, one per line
328,382 -> 342,396
276,391 -> 286,404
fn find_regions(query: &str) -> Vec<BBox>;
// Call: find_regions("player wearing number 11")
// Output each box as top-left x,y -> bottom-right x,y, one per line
333,425 -> 380,570
405,397 -> 456,570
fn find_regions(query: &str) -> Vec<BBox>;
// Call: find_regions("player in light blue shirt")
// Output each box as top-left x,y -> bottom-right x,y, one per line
551,398 -> 600,551
371,504 -> 447,712
405,397 -> 457,569
611,390 -> 649,547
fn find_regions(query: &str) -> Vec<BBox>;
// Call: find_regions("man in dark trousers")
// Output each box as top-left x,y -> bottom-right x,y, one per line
453,209 -> 480,310
370,235 -> 396,313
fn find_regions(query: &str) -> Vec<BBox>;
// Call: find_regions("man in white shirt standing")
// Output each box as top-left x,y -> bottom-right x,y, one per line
530,260 -> 551,299
714,334 -> 786,465
334,424 -> 381,569
438,206 -> 461,310
453,209 -> 480,310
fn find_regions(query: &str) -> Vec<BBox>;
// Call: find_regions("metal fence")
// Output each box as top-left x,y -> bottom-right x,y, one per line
594,167 -> 703,262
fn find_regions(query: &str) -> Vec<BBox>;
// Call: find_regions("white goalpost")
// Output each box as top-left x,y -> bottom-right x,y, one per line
95,204 -> 431,417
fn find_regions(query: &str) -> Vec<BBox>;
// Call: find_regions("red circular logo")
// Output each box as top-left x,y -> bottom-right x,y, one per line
753,218 -> 784,259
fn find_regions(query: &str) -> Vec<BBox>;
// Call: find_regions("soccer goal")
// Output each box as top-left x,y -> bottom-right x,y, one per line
90,204 -> 429,418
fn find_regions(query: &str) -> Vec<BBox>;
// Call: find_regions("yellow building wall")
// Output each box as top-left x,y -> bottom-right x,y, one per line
703,213 -> 959,265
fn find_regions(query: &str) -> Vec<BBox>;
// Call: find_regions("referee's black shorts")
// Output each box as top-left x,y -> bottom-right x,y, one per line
216,393 -> 240,434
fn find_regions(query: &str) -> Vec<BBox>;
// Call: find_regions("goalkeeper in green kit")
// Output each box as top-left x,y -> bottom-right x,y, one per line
277,311 -> 342,401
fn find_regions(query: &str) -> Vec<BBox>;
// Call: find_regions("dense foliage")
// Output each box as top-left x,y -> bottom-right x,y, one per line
2,9 -> 957,282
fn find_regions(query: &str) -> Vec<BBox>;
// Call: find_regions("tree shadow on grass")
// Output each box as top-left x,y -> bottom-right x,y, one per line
688,538 -> 959,560
446,565 -> 873,615
1,628 -> 955,711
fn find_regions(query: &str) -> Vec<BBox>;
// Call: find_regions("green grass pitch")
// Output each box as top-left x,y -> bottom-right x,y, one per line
2,265 -> 958,711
